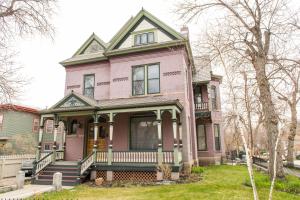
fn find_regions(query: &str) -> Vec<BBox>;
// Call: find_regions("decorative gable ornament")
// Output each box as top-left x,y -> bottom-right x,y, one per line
60,97 -> 86,108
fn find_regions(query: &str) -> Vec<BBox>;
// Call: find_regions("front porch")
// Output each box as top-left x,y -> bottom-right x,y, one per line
33,92 -> 184,184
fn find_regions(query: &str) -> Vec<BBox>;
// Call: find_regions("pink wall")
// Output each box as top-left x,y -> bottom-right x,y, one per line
63,47 -> 197,163
65,117 -> 85,161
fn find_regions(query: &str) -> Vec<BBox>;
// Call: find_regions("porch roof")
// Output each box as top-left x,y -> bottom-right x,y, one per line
40,92 -> 183,115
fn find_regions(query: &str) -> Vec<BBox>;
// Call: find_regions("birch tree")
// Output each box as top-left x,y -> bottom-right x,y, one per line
176,0 -> 300,179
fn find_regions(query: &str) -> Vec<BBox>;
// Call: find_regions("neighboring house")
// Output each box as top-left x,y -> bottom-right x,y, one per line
0,104 -> 39,154
33,9 -> 224,185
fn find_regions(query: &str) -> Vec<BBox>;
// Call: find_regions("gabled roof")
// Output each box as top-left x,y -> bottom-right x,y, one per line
60,33 -> 108,66
41,91 -> 99,114
72,33 -> 107,56
106,9 -> 185,51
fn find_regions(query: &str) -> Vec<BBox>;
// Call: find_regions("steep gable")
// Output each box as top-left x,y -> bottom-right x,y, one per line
73,33 -> 107,56
107,9 -> 185,51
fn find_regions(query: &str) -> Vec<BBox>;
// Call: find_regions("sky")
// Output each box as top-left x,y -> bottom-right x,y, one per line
13,0 -> 209,109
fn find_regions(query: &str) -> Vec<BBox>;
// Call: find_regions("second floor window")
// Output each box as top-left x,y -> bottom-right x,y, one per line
211,85 -> 217,110
132,64 -> 160,96
134,32 -> 155,46
84,74 -> 95,98
194,86 -> 202,104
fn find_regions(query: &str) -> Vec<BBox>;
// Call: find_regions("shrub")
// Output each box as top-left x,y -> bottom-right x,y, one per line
191,166 -> 205,174
157,164 -> 172,180
296,155 -> 300,160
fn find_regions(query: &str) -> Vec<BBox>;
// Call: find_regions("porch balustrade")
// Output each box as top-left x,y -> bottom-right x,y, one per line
195,102 -> 209,111
96,150 -> 179,164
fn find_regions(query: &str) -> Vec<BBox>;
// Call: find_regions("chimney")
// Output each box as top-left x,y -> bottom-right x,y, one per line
180,26 -> 189,38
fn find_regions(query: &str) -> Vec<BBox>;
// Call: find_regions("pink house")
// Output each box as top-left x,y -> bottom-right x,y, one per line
33,9 -> 224,185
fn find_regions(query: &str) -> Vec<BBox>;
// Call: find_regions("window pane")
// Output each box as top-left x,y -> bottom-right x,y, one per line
148,64 -> 159,79
135,34 -> 141,45
148,79 -> 159,94
133,80 -> 145,95
197,125 -> 206,150
214,124 -> 221,150
84,88 -> 94,98
148,32 -> 154,43
84,75 -> 94,88
141,33 -> 147,44
133,67 -> 144,81
130,116 -> 158,150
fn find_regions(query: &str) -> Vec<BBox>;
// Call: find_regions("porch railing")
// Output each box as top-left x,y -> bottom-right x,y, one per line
96,151 -> 108,163
79,151 -> 95,175
34,151 -> 53,175
112,151 -> 157,163
163,151 -> 174,163
56,150 -> 64,161
195,102 -> 209,111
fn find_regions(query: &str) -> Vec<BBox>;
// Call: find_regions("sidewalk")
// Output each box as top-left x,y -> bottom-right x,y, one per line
0,184 -> 73,199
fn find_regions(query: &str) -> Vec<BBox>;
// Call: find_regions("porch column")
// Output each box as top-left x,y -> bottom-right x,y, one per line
108,113 -> 114,165
172,109 -> 179,166
178,122 -> 183,150
62,128 -> 66,151
52,116 -> 59,163
156,110 -> 163,165
93,115 -> 99,162
36,125 -> 44,161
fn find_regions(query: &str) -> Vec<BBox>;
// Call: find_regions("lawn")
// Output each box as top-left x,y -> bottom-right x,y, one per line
29,165 -> 300,200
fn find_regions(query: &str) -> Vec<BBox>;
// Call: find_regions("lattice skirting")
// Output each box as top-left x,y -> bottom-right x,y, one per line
113,171 -> 157,181
96,171 -> 107,180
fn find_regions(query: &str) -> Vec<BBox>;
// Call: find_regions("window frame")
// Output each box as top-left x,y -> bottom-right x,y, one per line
132,63 -> 160,96
214,124 -> 221,151
134,31 -> 155,46
197,124 -> 207,151
211,85 -> 217,110
129,115 -> 158,151
32,118 -> 39,133
83,74 -> 95,98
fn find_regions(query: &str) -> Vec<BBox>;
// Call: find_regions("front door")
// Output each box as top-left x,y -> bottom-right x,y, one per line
87,122 -> 108,155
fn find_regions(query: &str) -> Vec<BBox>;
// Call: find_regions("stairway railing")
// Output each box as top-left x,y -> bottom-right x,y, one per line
78,151 -> 95,175
33,151 -> 53,175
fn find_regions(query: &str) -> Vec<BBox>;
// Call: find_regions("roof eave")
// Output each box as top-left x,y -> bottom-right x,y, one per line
60,56 -> 108,67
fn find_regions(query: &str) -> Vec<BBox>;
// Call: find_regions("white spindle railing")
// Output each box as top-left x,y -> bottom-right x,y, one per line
163,151 -> 174,163
35,152 -> 53,175
96,151 -> 107,162
112,151 -> 157,163
80,152 -> 95,175
56,150 -> 64,160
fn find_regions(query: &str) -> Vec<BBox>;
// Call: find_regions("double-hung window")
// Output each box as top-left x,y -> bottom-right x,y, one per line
214,124 -> 221,151
134,32 -> 155,45
83,74 -> 95,98
132,64 -> 160,96
197,124 -> 207,151
211,86 -> 217,110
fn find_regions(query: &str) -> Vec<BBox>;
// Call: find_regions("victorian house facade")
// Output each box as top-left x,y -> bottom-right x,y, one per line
33,9 -> 224,185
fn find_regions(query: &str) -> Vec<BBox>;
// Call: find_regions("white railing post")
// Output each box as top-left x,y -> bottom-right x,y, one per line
108,113 -> 114,165
156,110 -> 163,165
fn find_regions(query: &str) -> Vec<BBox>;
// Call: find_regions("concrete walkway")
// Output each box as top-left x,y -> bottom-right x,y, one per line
0,184 -> 73,199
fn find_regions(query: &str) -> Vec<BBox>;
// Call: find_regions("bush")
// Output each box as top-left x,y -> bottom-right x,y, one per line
191,166 -> 205,174
296,155 -> 300,160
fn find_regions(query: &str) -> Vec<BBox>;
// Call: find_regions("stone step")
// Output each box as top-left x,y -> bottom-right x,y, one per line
41,171 -> 78,176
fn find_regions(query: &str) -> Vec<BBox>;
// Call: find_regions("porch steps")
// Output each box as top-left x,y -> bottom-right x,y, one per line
33,164 -> 90,186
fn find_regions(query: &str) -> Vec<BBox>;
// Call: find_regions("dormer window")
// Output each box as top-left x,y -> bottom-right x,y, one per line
134,32 -> 155,46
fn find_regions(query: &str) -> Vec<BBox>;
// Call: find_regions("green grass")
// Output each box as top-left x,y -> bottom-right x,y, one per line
29,165 -> 300,200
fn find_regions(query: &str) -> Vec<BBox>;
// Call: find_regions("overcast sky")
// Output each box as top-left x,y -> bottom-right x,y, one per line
12,0 -> 210,109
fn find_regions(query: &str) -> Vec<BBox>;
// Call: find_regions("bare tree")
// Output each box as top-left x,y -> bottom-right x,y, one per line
176,0 -> 300,179
0,0 -> 56,103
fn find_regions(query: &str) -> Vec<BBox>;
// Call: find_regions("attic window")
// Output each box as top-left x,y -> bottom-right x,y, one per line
134,32 -> 155,46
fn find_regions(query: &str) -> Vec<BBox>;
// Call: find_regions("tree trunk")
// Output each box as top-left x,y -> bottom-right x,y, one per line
287,103 -> 297,167
254,58 -> 284,179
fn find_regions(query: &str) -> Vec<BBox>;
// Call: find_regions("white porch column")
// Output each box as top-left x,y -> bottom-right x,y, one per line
93,115 -> 99,163
156,110 -> 163,165
178,122 -> 183,149
36,125 -> 44,160
108,113 -> 114,165
52,116 -> 59,163
62,128 -> 66,151
172,109 -> 179,166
